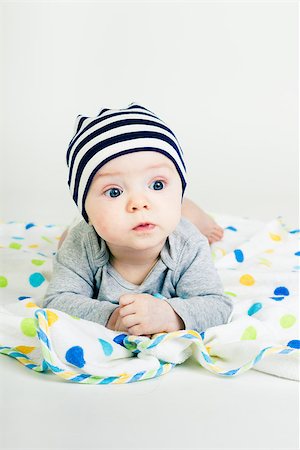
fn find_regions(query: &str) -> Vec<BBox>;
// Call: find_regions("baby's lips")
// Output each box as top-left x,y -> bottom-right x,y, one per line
133,222 -> 155,230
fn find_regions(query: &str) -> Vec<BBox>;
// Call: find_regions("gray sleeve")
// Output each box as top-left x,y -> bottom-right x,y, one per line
164,233 -> 233,333
43,225 -> 118,326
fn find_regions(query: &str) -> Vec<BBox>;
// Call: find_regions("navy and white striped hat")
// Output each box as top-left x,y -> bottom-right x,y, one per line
67,103 -> 187,222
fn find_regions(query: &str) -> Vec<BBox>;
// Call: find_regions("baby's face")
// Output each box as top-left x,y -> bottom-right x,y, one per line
85,151 -> 182,252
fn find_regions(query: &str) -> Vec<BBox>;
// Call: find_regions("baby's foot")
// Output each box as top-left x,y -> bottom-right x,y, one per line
196,212 -> 224,244
181,198 -> 224,244
205,222 -> 224,244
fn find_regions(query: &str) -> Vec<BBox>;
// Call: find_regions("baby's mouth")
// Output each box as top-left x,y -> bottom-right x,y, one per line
133,223 -> 156,232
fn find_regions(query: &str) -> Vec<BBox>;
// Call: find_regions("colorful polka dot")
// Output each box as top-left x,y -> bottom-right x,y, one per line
259,258 -> 272,267
113,334 -> 127,347
29,272 -> 45,287
9,242 -> 22,250
270,296 -> 285,301
274,286 -> 289,296
98,338 -> 113,356
41,236 -> 53,244
287,340 -> 300,349
31,259 -> 45,266
269,232 -> 282,241
224,291 -> 237,297
65,346 -> 85,368
240,274 -> 255,286
25,223 -> 35,229
248,303 -> 262,316
234,249 -> 244,263
14,345 -> 35,354
20,318 -> 37,337
25,301 -> 37,308
241,326 -> 257,340
45,310 -> 59,326
0,276 -> 8,288
280,315 -> 296,328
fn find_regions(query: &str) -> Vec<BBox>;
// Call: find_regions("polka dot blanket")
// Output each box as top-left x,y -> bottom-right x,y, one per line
0,214 -> 299,384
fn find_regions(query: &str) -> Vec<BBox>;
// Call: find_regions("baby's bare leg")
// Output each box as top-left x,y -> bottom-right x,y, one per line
181,197 -> 224,244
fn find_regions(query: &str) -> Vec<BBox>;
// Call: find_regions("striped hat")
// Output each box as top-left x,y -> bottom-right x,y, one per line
67,103 -> 187,222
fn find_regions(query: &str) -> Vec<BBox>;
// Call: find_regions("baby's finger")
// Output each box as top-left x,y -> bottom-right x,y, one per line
119,303 -> 137,318
122,313 -> 139,329
119,294 -> 136,307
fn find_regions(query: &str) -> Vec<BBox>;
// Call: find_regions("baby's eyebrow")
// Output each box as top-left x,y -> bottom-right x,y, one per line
98,163 -> 173,178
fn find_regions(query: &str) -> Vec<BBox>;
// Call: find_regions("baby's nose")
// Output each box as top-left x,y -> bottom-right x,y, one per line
127,196 -> 150,212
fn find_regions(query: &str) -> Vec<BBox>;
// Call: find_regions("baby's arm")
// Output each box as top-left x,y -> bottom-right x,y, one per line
164,232 -> 233,332
43,224 -> 118,326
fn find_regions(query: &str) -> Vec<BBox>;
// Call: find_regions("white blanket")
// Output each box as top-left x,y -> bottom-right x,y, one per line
0,214 -> 299,383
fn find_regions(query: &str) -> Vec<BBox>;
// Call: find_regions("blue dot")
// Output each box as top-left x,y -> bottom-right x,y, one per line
234,249 -> 244,263
25,223 -> 36,230
225,226 -> 237,232
98,338 -> 113,356
29,272 -> 45,287
287,340 -> 300,349
294,251 -> 300,256
113,334 -> 127,347
289,229 -> 300,234
65,346 -> 85,368
270,296 -> 285,301
274,286 -> 289,296
18,296 -> 31,301
248,303 -> 262,316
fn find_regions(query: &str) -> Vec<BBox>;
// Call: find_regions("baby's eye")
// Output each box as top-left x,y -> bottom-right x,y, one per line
149,180 -> 166,191
104,187 -> 123,198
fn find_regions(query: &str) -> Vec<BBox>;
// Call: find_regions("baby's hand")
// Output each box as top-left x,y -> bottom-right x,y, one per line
118,293 -> 184,336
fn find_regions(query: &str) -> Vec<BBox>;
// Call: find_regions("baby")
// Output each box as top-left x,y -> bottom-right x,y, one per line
43,103 -> 232,336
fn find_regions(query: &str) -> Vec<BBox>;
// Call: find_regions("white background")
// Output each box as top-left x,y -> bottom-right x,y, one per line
1,0 -> 298,228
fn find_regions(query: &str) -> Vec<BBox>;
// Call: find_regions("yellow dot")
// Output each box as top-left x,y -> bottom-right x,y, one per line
240,274 -> 255,286
269,232 -> 282,241
28,244 -> 39,248
264,249 -> 274,254
15,345 -> 35,354
25,301 -> 38,308
45,309 -> 59,326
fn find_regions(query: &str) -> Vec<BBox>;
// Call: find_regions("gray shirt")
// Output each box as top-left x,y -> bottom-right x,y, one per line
43,217 -> 233,332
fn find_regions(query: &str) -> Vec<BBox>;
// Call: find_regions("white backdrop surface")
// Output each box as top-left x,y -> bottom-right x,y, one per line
1,1 -> 298,228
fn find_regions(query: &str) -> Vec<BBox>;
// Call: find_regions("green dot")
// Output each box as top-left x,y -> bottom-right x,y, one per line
0,276 -> 8,288
20,318 -> 37,337
280,314 -> 296,329
9,242 -> 22,250
241,326 -> 257,340
224,291 -> 237,297
41,236 -> 53,244
31,259 -> 45,266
